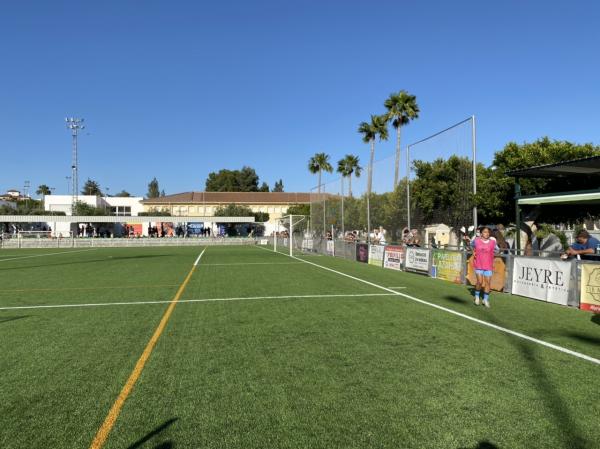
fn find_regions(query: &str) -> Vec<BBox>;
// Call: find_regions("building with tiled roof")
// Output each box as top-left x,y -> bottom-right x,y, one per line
142,191 -> 310,223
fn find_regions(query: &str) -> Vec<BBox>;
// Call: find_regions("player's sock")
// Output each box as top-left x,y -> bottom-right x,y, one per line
483,293 -> 490,307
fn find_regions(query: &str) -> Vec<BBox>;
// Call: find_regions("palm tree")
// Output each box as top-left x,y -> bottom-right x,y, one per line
384,90 -> 419,188
358,115 -> 388,242
337,154 -> 362,197
36,185 -> 51,197
308,153 -> 333,194
358,114 -> 389,196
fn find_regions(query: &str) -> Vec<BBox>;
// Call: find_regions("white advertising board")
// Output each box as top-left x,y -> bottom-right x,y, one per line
405,247 -> 430,272
368,244 -> 385,267
511,257 -> 571,305
326,240 -> 335,256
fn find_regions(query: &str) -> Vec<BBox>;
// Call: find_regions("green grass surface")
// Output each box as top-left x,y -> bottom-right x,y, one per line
0,245 -> 599,449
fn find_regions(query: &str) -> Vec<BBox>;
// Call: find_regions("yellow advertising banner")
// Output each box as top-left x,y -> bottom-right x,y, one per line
580,263 -> 600,312
466,255 -> 506,292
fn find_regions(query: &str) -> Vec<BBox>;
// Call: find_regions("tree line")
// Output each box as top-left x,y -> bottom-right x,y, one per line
308,88 -> 600,236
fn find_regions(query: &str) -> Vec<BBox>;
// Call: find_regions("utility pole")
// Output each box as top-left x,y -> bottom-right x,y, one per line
23,180 -> 30,209
65,117 -> 85,213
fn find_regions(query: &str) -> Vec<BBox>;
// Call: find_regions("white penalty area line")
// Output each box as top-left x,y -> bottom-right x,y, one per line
0,248 -> 97,263
0,292 -> 398,311
282,253 -> 600,366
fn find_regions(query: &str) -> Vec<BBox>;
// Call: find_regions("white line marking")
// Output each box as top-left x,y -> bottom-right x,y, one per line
281,253 -> 600,366
0,293 -> 396,311
387,287 -> 407,289
0,248 -> 97,263
193,248 -> 206,266
201,262 -> 304,266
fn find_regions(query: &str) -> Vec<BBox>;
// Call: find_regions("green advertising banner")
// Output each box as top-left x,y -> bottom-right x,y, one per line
431,249 -> 464,284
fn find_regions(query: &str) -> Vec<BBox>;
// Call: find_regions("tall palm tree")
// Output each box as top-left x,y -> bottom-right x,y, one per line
308,152 -> 333,194
337,154 -> 362,197
384,90 -> 419,188
358,114 -> 389,196
359,115 -> 388,241
36,185 -> 51,196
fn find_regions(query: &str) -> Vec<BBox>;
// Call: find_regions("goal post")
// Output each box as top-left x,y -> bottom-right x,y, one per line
273,214 -> 309,257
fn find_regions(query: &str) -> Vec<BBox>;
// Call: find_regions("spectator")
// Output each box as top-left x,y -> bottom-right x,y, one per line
563,229 -> 600,258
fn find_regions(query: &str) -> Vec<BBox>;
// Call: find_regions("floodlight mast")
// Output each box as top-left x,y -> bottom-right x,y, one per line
66,117 -> 85,213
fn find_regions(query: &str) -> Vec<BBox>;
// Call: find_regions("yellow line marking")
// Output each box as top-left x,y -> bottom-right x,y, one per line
88,250 -> 204,449
0,284 -> 179,294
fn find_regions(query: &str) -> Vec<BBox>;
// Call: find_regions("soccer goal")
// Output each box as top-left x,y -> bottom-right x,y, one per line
272,215 -> 310,257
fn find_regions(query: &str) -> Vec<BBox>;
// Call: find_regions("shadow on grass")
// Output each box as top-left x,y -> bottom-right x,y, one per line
560,331 -> 600,347
592,314 -> 600,326
0,254 -> 173,272
486,315 -> 590,449
458,440 -> 500,449
443,295 -> 470,305
0,315 -> 29,324
126,418 -> 178,449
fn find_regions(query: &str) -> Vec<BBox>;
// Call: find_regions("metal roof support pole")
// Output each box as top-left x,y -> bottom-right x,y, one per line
471,115 -> 478,230
515,177 -> 521,253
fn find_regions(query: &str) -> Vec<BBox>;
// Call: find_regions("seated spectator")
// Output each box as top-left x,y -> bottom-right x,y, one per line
563,229 -> 600,258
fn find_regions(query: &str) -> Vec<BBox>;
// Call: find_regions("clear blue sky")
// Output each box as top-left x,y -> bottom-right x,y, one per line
1,0 -> 599,197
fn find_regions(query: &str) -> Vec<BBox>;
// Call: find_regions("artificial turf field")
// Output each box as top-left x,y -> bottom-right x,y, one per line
0,245 -> 599,449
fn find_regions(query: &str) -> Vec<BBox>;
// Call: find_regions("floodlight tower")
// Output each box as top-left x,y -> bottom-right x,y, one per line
65,117 -> 85,212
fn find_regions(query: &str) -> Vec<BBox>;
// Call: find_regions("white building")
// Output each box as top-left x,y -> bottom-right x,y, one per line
44,195 -> 144,237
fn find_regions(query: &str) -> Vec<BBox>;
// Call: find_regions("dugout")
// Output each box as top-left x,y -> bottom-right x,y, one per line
506,155 -> 600,250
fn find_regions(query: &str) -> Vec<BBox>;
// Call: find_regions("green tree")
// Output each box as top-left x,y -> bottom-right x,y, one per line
384,90 -> 420,188
138,208 -> 171,216
259,182 -> 270,192
410,156 -> 479,236
489,137 -> 600,222
286,204 -> 310,216
72,201 -> 104,216
205,167 -> 260,192
114,190 -> 131,197
214,203 -> 268,236
81,179 -> 102,196
337,154 -> 362,197
308,153 -> 333,194
358,114 -> 389,197
36,185 -> 51,197
147,178 -> 160,198
273,179 -> 284,192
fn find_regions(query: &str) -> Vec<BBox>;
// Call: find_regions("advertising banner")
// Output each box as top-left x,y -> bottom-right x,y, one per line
511,257 -> 571,305
356,243 -> 369,263
259,239 -> 268,245
368,245 -> 385,267
431,250 -> 463,283
326,240 -> 335,256
405,247 -> 430,272
466,256 -> 506,292
580,263 -> 600,312
383,245 -> 404,271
